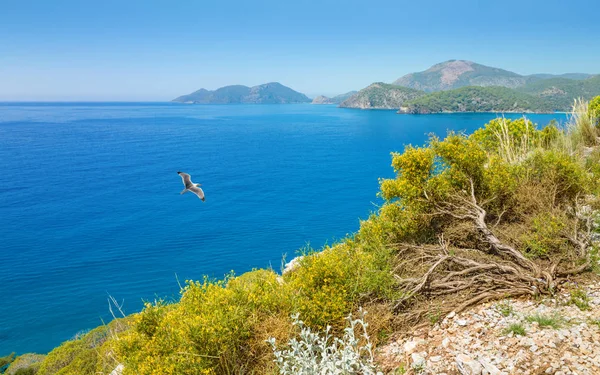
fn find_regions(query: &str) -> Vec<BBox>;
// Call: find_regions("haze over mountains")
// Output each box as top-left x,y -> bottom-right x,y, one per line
173,60 -> 598,113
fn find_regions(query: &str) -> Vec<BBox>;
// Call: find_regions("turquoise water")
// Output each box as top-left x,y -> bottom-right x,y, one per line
0,103 -> 566,355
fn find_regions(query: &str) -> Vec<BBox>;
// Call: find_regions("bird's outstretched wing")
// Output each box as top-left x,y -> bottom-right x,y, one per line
178,171 -> 192,186
189,185 -> 205,201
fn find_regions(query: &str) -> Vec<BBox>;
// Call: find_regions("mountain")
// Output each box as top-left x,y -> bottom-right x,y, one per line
349,61 -> 598,111
398,86 -> 554,114
311,95 -> 331,104
311,91 -> 357,105
526,73 -> 593,81
339,83 -> 425,109
516,75 -> 600,110
393,60 -> 527,92
172,82 -> 311,104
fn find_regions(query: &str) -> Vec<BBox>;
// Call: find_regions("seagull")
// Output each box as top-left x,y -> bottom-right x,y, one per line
177,171 -> 205,201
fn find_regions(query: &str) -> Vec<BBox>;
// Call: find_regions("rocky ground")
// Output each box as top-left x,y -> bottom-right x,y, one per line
378,279 -> 600,375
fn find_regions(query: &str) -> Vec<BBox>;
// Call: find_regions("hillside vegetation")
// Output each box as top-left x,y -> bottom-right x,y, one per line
339,83 -> 425,109
516,75 -> 600,110
398,86 -> 554,114
396,75 -> 600,113
5,98 -> 600,375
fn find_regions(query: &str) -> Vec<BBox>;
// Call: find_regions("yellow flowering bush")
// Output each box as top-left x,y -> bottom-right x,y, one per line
284,243 -> 395,330
523,149 -> 590,201
589,95 -> 600,127
36,319 -> 128,375
117,271 -> 286,374
471,118 -> 540,153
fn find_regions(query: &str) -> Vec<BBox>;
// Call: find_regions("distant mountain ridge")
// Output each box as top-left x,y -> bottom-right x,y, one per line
392,60 -> 593,93
172,82 -> 311,104
393,60 -> 526,92
311,91 -> 357,105
171,61 -> 597,112
526,73 -> 593,81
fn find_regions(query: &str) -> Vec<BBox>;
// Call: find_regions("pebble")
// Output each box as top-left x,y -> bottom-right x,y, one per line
411,352 -> 426,367
456,353 -> 483,375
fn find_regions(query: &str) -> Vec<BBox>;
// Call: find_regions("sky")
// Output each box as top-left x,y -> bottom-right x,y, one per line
1,0 -> 599,101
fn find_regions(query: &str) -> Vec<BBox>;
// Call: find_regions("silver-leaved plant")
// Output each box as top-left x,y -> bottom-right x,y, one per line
267,308 -> 383,375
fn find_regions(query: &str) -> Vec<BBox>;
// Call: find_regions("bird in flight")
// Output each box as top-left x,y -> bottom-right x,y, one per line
177,171 -> 205,201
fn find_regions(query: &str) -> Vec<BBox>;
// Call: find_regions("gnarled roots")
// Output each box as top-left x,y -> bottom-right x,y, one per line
392,179 -> 596,323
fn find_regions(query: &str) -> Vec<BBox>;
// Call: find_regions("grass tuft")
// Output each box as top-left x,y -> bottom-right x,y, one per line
568,98 -> 599,148
496,300 -> 514,317
503,323 -> 526,336
525,313 -> 564,329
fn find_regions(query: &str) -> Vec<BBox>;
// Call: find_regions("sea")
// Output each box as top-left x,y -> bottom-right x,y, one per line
0,102 -> 567,355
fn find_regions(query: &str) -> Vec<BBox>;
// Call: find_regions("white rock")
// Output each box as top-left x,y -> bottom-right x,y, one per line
282,256 -> 304,274
110,364 -> 124,375
442,337 -> 451,348
479,358 -> 502,375
430,355 -> 442,362
447,311 -> 457,319
404,340 -> 418,354
456,353 -> 483,375
457,319 -> 468,326
411,352 -> 426,367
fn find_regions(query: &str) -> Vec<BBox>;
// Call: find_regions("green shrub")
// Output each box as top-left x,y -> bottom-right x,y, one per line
134,299 -> 170,338
589,95 -> 600,127
523,149 -> 589,201
471,117 -> 540,161
286,243 -> 396,329
540,120 -> 563,148
568,288 -> 591,311
6,354 -> 45,375
521,212 -> 569,258
37,319 -> 128,375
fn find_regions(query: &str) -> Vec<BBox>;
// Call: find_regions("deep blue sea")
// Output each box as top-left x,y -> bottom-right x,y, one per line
0,103 -> 566,355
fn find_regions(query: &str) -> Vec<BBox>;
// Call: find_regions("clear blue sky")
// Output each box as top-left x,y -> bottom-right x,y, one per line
1,0 -> 599,101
